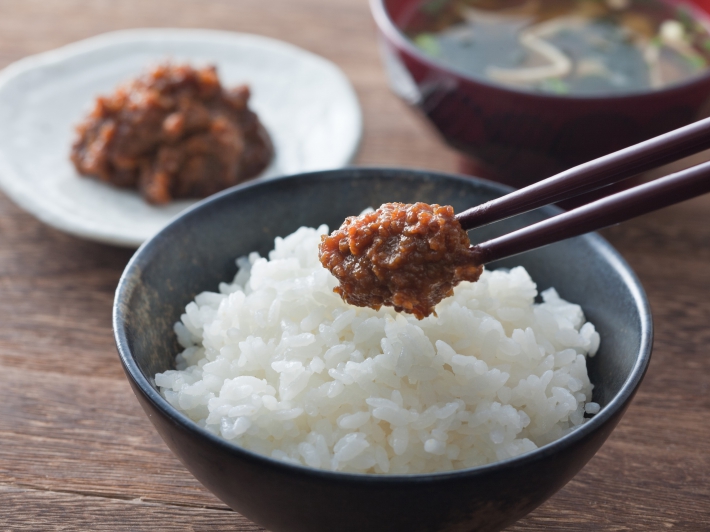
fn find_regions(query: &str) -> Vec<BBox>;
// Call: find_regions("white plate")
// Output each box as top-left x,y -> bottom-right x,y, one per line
0,29 -> 362,247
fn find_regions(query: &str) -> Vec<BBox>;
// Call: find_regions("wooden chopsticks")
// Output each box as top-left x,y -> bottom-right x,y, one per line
458,117 -> 710,264
470,160 -> 710,264
456,115 -> 710,232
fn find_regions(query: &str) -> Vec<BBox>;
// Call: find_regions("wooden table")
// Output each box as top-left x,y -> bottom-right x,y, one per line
1,1 -> 708,530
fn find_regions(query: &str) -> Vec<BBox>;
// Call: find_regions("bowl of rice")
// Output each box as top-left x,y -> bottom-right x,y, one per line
114,168 -> 652,532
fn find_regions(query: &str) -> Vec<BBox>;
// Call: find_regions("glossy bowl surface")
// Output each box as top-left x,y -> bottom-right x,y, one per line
370,0 -> 710,185
114,168 -> 652,532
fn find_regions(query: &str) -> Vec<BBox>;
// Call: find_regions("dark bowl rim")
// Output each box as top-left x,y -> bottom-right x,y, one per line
369,0 -> 710,102
113,167 -> 653,484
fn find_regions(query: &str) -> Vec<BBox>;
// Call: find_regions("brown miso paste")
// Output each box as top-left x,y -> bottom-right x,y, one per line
71,64 -> 272,204
319,203 -> 483,319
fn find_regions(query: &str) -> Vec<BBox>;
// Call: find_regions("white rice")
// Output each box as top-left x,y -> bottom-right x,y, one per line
155,224 -> 601,474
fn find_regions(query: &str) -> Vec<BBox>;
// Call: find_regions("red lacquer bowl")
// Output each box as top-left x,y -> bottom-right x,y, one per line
370,0 -> 710,186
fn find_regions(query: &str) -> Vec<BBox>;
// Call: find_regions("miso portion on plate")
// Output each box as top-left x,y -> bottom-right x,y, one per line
404,0 -> 710,95
71,63 -> 273,205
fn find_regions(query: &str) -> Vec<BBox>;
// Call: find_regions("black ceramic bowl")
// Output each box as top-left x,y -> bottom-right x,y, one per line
114,168 -> 652,532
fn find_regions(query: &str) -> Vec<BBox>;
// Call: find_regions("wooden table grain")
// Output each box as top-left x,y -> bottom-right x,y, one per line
0,1 -> 708,530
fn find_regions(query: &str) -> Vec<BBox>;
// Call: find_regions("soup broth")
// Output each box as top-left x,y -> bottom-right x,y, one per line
404,0 -> 710,95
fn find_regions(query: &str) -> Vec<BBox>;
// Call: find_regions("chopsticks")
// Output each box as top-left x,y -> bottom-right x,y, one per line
469,160 -> 710,264
458,118 -> 710,264
456,115 -> 710,232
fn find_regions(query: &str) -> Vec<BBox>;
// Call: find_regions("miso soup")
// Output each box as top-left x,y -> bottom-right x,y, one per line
404,0 -> 710,95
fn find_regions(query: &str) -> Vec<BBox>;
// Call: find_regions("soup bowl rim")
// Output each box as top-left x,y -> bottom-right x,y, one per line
113,167 -> 653,484
369,0 -> 710,102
